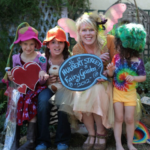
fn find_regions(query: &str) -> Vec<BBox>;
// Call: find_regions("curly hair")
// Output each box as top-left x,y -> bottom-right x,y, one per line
115,37 -> 140,67
45,42 -> 70,72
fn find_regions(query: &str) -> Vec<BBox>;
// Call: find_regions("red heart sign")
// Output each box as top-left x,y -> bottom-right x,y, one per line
11,62 -> 41,94
17,84 -> 27,94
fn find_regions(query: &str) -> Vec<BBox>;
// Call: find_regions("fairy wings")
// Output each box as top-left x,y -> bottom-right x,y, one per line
57,3 -> 127,41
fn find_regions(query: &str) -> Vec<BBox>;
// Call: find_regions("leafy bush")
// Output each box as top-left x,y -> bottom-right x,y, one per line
0,88 -> 7,145
0,0 -> 40,24
42,0 -> 90,19
138,60 -> 150,96
0,88 -> 7,131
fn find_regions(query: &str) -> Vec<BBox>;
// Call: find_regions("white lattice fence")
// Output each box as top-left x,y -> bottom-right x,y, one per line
37,1 -> 61,42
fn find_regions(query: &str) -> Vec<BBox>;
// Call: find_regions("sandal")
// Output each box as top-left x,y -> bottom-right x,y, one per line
93,133 -> 107,150
82,135 -> 95,150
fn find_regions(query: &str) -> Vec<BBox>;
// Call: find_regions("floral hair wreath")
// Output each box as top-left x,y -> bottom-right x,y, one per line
96,17 -> 108,30
84,12 -> 108,31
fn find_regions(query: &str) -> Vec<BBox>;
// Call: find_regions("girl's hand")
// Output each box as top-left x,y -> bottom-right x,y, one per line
106,63 -> 115,77
100,52 -> 110,62
57,77 -> 62,84
7,74 -> 13,81
107,63 -> 115,71
126,75 -> 135,82
5,67 -> 13,81
39,71 -> 49,81
47,75 -> 57,84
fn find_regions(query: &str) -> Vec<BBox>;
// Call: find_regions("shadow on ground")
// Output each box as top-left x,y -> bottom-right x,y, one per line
47,130 -> 150,150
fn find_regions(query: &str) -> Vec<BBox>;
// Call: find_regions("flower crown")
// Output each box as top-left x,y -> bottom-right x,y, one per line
84,12 -> 108,32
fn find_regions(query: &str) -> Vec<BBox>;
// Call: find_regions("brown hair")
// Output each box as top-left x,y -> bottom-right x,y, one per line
115,37 -> 140,67
45,42 -> 70,72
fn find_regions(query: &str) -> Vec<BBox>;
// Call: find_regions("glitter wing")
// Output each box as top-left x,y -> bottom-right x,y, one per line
57,18 -> 77,41
104,3 -> 127,34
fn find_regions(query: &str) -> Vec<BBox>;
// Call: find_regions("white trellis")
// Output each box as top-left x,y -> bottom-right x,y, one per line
37,1 -> 61,42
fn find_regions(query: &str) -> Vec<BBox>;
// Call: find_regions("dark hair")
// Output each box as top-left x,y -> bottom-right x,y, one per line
45,42 -> 70,72
115,37 -> 140,67
19,48 -> 23,53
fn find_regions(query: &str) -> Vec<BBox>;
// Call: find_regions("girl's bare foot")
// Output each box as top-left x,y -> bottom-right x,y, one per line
127,144 -> 137,150
116,143 -> 124,150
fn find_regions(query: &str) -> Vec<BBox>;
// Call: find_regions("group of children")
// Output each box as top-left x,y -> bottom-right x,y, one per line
4,11 -> 148,150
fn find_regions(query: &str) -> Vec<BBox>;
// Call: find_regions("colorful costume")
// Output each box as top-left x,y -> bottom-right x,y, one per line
12,52 -> 47,125
112,54 -> 146,106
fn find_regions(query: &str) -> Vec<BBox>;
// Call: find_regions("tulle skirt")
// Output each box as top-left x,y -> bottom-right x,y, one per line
55,81 -> 114,129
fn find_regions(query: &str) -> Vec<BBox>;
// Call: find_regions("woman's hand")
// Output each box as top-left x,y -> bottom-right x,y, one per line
39,70 -> 49,81
100,52 -> 110,62
97,70 -> 107,83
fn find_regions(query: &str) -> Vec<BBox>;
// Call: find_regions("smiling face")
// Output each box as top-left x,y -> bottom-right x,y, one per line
79,23 -> 97,46
47,38 -> 65,56
20,39 -> 36,55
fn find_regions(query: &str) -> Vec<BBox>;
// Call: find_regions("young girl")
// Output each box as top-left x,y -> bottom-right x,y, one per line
36,26 -> 71,150
6,24 -> 49,150
107,23 -> 147,150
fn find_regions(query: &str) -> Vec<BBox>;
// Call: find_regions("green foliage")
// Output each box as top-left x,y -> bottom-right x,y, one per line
138,60 -> 150,96
0,113 -> 5,145
0,0 -> 40,25
0,89 -> 7,134
108,25 -> 116,36
0,31 -> 13,75
0,114 -> 5,132
0,89 -> 7,113
20,124 -> 27,137
42,0 -> 90,19
65,0 -> 90,19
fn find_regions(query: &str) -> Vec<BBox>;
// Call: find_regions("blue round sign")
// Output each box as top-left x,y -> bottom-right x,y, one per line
59,54 -> 108,91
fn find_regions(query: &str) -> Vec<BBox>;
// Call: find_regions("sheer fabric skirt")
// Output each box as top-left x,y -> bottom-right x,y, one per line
55,81 -> 114,129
